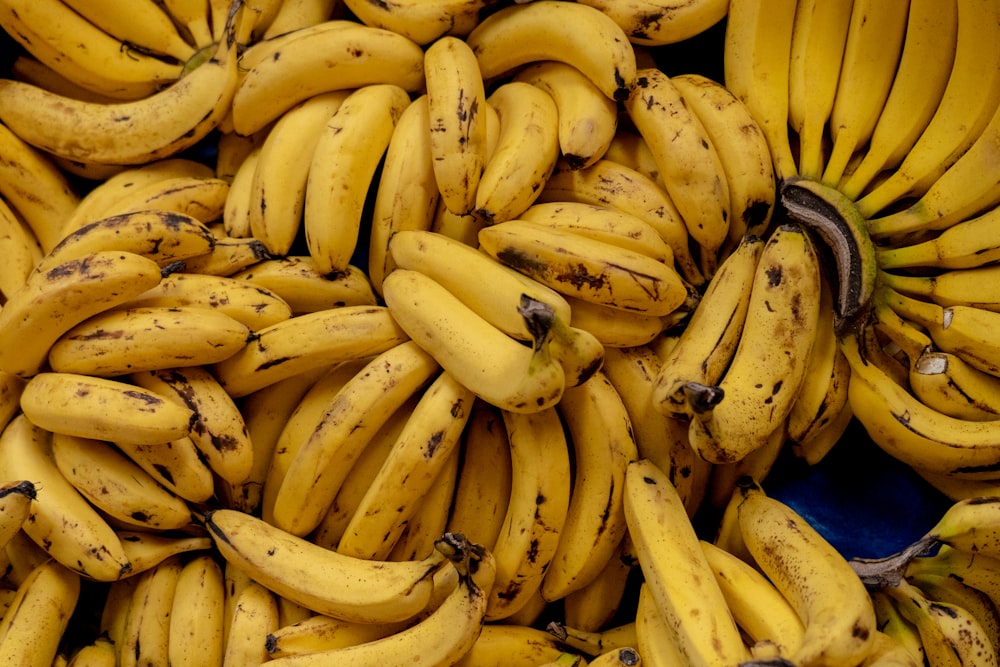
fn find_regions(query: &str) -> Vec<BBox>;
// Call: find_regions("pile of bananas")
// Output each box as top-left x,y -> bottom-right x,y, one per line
0,0 -> 999,664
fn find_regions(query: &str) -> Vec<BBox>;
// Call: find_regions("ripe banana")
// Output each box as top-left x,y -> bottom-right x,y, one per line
479,219 -> 688,317
230,22 -> 424,136
99,174 -> 230,225
263,614 -> 410,659
115,436 -> 215,504
211,304 -> 408,397
625,67 -> 731,267
0,414 -> 131,581
232,256 -> 377,315
562,536 -> 637,633
20,372 -> 194,445
204,507 -> 449,624
882,264 -> 1000,313
59,0 -> 195,62
565,295 -> 665,348
382,268 -> 567,413
909,348 -> 1000,421
119,555 -> 184,667
0,27 -> 238,164
0,559 -> 80,666
0,197 -> 42,301
737,480 -> 877,667
129,366 -> 253,485
633,582 -> 688,667
576,0 -> 729,46
624,457 -> 749,666
387,442 -> 461,562
221,148 -> 259,238
723,0 -> 798,181
486,407 -> 571,621
222,578 -> 279,667
117,530 -> 212,578
652,232 -> 763,419
339,0 -> 488,44
541,371 -> 637,602
270,341 -> 440,535
513,60 -> 618,170
260,0 -> 340,39
0,480 -> 34,554
424,36 -> 488,216
337,371 -> 475,560
167,553 -> 226,667
50,433 -> 192,532
685,223 -> 821,464
876,204 -> 1000,271
303,84 -> 411,275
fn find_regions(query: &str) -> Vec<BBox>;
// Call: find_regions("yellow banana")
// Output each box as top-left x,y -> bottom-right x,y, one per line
99,174 -> 230,225
117,530 -> 212,578
876,204 -> 1000,271
387,442 -> 462,562
221,147 -> 259,238
167,553 -> 226,667
575,0 -> 729,46
882,264 -> 1000,312
0,480 -> 35,554
59,0 -> 195,62
339,0 -> 489,44
0,559 -> 80,666
885,578 -> 987,667
263,614 -> 410,660
232,256 -> 377,315
118,555 -> 184,667
222,579 -> 279,667
0,196 -> 43,302
909,348 -> 1000,420
633,582 -> 687,667
115,436 -> 215,504
565,295 -> 664,348
562,536 -> 637,633
602,129 -> 663,186
260,0 -> 339,38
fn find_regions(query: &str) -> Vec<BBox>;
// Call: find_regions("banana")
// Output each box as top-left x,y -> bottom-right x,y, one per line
382,268 -> 567,413
473,81 -> 560,224
819,0 -> 910,187
211,304 -> 408,397
339,0 -> 488,44
785,0 -> 853,179
115,436 -> 215,504
876,205 -> 1000,271
445,399 -> 513,552
230,23 -> 424,136
922,598 -> 999,667
909,348 -> 1000,420
129,366 -> 253,485
537,158 -> 701,285
465,1 -> 636,102
232,256 -> 377,315
602,129 -> 663,186
337,371 -> 475,560
838,0 -> 960,200
651,232 -> 763,420
912,469 -> 1000,502
699,539 -> 806,657
0,0 -> 183,100
221,148 -> 259,238
0,480 -> 34,554
50,433 -> 192,531
909,571 -> 1000,654
486,406 -> 571,621
204,507 -> 449,624
167,553 -> 226,667
246,91 -> 349,256
513,60 -> 618,170
0,414 -> 131,581
685,223 -> 821,464
20,372 -> 194,445
9,54 -> 122,105
670,73 -> 776,251
99,575 -> 138,665
882,265 -> 1000,313
542,372 -> 637,602
423,36 -> 488,216
575,0 -> 728,46
0,122 -> 80,254
386,441 -> 462,562
624,457 -> 749,667
0,197 -> 42,301
918,497 -> 1000,556
304,84 -> 411,276
97,174 -> 230,226
856,0 -> 1000,219
565,295 -> 665,348
870,591 -> 926,667
67,636 -> 117,667
118,554 -> 184,667
0,23 -> 238,165
59,0 -> 195,62
216,128 -> 267,183
47,305 -> 250,377
260,0 -> 340,38
264,614 -> 411,659
117,530 -> 212,577
737,480 -> 876,667
0,559 -> 80,667
222,578 -> 279,667
625,67 -> 731,268
704,418 -> 787,510
633,582 -> 687,667
479,219 -> 687,317
562,535 -> 637,633
455,623 -> 568,665
270,341 -> 441,535
723,0 -> 798,182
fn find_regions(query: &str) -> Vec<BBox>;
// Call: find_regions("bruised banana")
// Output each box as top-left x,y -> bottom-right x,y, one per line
0,559 -> 80,666
232,256 -> 377,315
338,0 -> 490,44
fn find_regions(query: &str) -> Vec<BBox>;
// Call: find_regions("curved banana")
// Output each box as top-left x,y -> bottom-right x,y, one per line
819,0 -> 910,187
624,457 -> 749,666
260,0 -> 340,39
909,348 -> 1000,420
670,73 -> 776,250
263,614 -> 409,660
651,232 -> 763,420
625,67 -> 730,268
129,366 -> 253,485
387,442 -> 462,562
167,554 -> 226,667
839,0 -> 960,200
304,84 -> 412,276
737,480 -> 877,667
486,406 -> 571,621
20,372 -> 193,445
221,148 -> 259,238
204,507 -> 450,624
565,295 -> 665,348
562,536 -> 637,633
222,579 -> 280,667
337,371 -> 475,560
0,559 -> 80,666
857,0 -> 1000,219
882,264 -> 1000,313
232,256 -> 376,315
0,197 -> 42,302
230,23 -> 424,136
0,480 -> 35,554
50,433 -> 192,531
876,205 -> 1000,271
381,268 -> 567,413
633,582 -> 688,667
686,223 -> 821,464
46,305 -> 251,377
542,372 -> 637,602
59,0 -> 195,62
0,28 -> 238,165
115,436 -> 215,504
98,174 -> 230,226
119,555 -> 184,667
211,304 -> 408,397
576,0 -> 728,46
339,0 -> 488,44
909,571 -> 1000,654
270,341 -> 441,536
513,60 -> 618,170
0,414 -> 130,581
538,158 -> 701,285
723,0 -> 798,181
